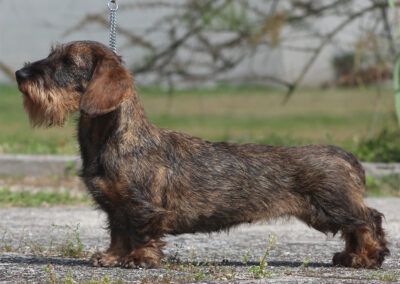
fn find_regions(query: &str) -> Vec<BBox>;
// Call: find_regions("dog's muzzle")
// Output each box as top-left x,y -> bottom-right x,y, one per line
15,68 -> 32,85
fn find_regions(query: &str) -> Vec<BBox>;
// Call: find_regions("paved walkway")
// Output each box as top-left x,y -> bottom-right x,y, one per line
0,198 -> 399,283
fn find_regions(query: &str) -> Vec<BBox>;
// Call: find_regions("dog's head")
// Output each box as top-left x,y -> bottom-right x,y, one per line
15,41 -> 133,127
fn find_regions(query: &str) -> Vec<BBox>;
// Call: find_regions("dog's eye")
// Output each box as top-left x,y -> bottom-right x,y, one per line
63,56 -> 75,66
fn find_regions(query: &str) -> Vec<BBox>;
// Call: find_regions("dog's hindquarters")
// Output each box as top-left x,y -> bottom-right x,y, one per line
280,145 -> 390,268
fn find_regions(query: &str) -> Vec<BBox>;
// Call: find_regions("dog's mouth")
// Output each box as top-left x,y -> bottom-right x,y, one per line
17,83 -> 28,96
16,82 -> 31,98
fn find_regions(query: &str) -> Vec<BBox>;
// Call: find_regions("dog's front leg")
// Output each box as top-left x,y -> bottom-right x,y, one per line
92,223 -> 133,267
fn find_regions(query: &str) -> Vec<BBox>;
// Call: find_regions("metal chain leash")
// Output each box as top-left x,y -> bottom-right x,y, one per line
108,0 -> 118,54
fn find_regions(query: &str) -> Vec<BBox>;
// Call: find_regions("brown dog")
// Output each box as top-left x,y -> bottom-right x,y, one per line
15,41 -> 389,269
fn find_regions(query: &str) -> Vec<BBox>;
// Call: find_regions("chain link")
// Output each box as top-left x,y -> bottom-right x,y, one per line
108,0 -> 118,54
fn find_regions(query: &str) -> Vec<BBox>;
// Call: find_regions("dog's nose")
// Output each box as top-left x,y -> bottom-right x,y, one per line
15,68 -> 31,84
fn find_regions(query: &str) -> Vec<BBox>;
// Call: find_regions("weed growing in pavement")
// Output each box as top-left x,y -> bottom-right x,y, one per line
0,231 -> 12,252
249,233 -> 277,278
44,264 -> 126,284
0,223 -> 89,258
53,224 -> 86,258
22,238 -> 46,254
44,263 -> 57,284
298,254 -> 311,269
154,257 -> 239,283
243,249 -> 251,265
365,270 -> 400,282
63,269 -> 75,284
87,273 -> 125,284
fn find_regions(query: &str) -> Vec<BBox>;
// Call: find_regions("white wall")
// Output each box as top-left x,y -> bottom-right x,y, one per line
0,0 -> 367,87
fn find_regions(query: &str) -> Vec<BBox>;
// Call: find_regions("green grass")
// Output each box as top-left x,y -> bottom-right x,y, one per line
0,187 -> 90,207
366,175 -> 400,197
0,83 -> 397,156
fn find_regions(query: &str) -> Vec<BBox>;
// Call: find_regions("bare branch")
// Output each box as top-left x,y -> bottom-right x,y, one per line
60,0 -> 394,98
62,14 -> 155,50
282,2 -> 388,104
0,61 -> 15,82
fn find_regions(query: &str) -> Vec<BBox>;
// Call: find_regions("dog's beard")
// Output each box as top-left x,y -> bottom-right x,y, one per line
19,81 -> 79,127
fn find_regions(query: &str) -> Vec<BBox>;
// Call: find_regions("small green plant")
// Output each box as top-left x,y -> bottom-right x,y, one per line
249,233 -> 276,278
194,270 -> 206,281
23,238 -> 46,254
63,269 -> 75,284
365,270 -> 400,281
55,224 -> 86,258
298,254 -> 311,269
0,231 -> 12,252
243,249 -> 250,265
284,268 -> 292,275
102,275 -> 111,284
380,272 -> 400,281
44,264 -> 57,284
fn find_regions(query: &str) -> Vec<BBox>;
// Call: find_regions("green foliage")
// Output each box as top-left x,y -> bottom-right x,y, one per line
352,129 -> 400,162
366,176 -> 380,191
365,175 -> 400,197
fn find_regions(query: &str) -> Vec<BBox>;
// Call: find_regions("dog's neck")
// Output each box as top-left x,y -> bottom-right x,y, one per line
115,90 -> 156,142
78,90 -> 157,171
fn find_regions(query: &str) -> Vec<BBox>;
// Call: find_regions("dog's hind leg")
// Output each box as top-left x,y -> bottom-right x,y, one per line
296,193 -> 389,268
332,207 -> 390,268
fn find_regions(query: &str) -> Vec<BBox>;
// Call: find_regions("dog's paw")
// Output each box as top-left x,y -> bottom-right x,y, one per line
333,251 -> 375,269
120,246 -> 162,269
91,251 -> 122,267
121,254 -> 158,269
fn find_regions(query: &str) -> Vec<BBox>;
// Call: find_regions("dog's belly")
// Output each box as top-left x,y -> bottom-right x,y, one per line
169,213 -> 248,235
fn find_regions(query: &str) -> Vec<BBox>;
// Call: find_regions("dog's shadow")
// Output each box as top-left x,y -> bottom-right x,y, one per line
172,260 -> 331,268
0,255 -> 90,267
0,256 -> 331,269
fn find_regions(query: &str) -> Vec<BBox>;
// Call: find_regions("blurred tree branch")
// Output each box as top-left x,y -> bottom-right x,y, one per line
62,0 -> 394,102
0,61 -> 14,81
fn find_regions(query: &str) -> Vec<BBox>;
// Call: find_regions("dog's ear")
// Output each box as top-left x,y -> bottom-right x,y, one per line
80,56 -> 133,117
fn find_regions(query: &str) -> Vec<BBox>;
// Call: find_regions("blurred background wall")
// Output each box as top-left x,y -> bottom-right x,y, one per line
1,0 -> 383,88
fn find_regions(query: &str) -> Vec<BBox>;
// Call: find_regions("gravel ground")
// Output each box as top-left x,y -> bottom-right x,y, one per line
0,198 -> 399,283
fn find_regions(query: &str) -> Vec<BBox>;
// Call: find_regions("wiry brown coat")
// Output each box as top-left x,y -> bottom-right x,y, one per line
15,41 -> 389,269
